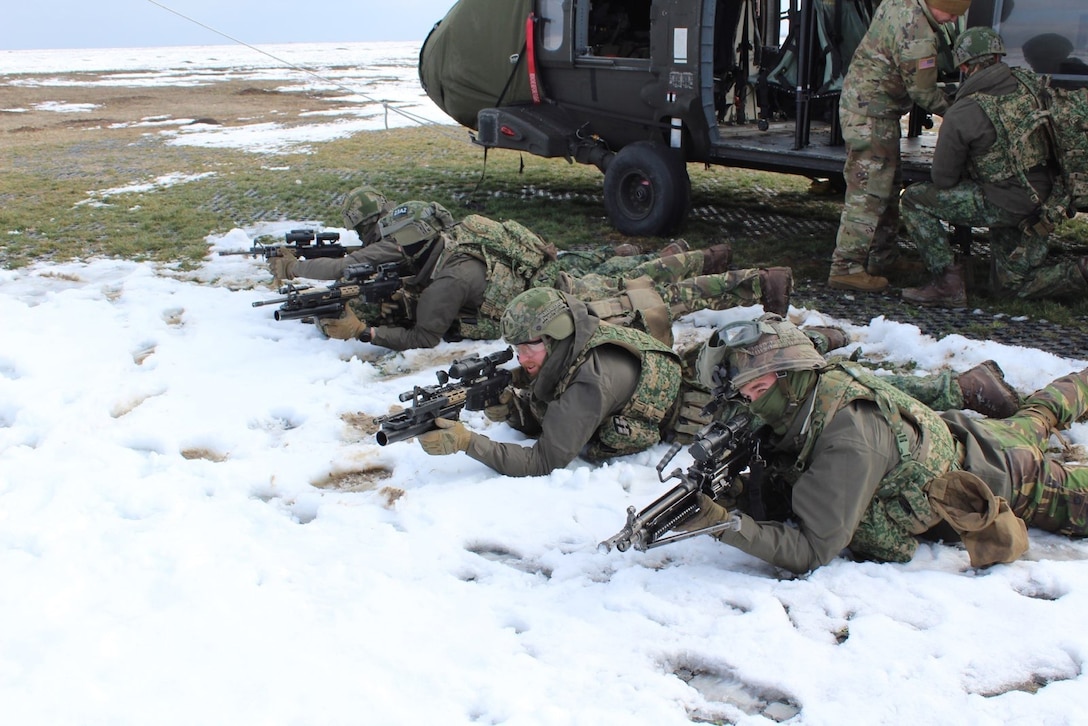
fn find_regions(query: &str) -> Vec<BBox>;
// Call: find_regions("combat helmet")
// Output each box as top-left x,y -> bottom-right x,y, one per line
341,186 -> 393,240
697,314 -> 825,391
953,27 -> 1006,67
500,288 -> 575,345
377,201 -> 456,261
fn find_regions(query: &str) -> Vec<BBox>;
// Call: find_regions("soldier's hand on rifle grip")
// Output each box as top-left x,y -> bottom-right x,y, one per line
315,307 -> 369,340
418,418 -> 472,456
484,388 -> 514,423
674,493 -> 732,535
268,248 -> 298,285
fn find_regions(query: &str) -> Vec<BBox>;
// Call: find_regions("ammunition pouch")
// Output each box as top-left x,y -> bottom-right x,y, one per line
557,272 -> 674,347
667,388 -> 715,443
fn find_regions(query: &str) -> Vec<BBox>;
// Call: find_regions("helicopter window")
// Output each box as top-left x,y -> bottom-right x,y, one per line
581,0 -> 652,58
541,0 -> 566,51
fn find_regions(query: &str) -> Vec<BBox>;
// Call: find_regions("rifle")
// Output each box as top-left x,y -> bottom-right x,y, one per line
598,411 -> 764,553
219,229 -> 355,260
375,348 -> 514,446
252,262 -> 402,322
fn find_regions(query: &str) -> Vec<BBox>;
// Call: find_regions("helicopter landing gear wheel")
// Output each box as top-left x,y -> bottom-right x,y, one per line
603,141 -> 690,237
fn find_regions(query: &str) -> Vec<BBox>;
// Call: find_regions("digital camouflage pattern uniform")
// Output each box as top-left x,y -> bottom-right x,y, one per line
686,315 -> 1088,573
902,60 -> 1087,298
943,371 -> 1088,536
832,0 -> 958,277
365,214 -> 765,350
463,293 -> 682,477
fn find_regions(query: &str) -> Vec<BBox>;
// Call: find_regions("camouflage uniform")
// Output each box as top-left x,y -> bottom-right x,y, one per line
686,315 -> 1088,573
552,265 -> 765,341
464,292 -> 682,477
942,370 -> 1088,536
876,367 -> 967,411
831,0 -> 957,277
367,214 -> 765,350
556,246 -> 703,279
902,60 -> 1086,299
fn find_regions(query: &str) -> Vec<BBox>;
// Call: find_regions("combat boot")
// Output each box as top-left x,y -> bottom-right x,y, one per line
828,271 -> 889,293
802,325 -> 850,353
957,360 -> 1020,418
612,243 -> 640,256
659,239 -> 691,257
700,243 -> 733,274
901,264 -> 967,307
759,267 -> 793,316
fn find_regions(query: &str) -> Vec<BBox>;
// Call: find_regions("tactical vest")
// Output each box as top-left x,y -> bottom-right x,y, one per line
554,323 -> 682,462
969,70 -> 1050,198
444,215 -> 561,340
555,271 -> 674,347
790,363 -> 962,563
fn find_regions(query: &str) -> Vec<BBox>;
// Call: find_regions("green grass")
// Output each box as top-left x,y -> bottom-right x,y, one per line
3,122 -> 1088,328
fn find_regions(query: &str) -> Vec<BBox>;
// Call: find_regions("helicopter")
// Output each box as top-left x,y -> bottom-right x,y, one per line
420,0 -> 1087,236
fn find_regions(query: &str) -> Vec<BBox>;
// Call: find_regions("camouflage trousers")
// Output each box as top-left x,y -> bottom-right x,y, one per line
831,111 -> 903,276
880,370 -> 963,412
556,247 -> 705,280
567,267 -> 763,319
978,368 -> 1088,536
902,180 -> 1087,299
349,249 -> 706,323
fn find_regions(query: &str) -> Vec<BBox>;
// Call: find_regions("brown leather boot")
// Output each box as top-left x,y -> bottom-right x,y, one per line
828,271 -> 889,292
802,326 -> 850,353
956,360 -> 1020,418
612,243 -> 640,257
759,267 -> 793,316
659,239 -> 691,257
901,264 -> 967,307
700,243 -> 733,274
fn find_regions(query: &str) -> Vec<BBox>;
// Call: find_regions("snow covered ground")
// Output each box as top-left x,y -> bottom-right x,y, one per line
3,42 -> 1088,725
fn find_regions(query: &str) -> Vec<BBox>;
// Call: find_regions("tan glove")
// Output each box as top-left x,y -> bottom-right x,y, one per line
417,418 -> 472,456
268,248 -> 299,284
484,388 -> 515,423
315,306 -> 369,341
675,493 -> 733,533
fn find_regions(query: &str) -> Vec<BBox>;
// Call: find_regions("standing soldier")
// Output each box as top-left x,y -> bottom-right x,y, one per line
828,0 -> 967,293
901,27 -> 1086,306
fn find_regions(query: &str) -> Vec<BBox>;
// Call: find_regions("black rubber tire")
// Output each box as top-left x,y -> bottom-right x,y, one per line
603,141 -> 690,237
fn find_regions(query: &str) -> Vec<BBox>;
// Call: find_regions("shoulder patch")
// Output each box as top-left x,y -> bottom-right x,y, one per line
918,56 -> 936,70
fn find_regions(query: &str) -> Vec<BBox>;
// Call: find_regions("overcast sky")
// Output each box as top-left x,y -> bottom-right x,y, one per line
4,0 -> 457,51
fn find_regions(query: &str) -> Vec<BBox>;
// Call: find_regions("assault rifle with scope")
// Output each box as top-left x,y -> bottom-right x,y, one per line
375,348 -> 514,446
252,262 -> 402,322
599,411 -> 766,553
219,229 -> 355,260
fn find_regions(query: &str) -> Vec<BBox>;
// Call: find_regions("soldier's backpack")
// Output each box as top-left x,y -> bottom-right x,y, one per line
1038,78 -> 1088,214
1004,68 -> 1088,228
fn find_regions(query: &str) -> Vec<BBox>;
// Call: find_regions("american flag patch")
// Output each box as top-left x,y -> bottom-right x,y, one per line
918,56 -> 937,70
